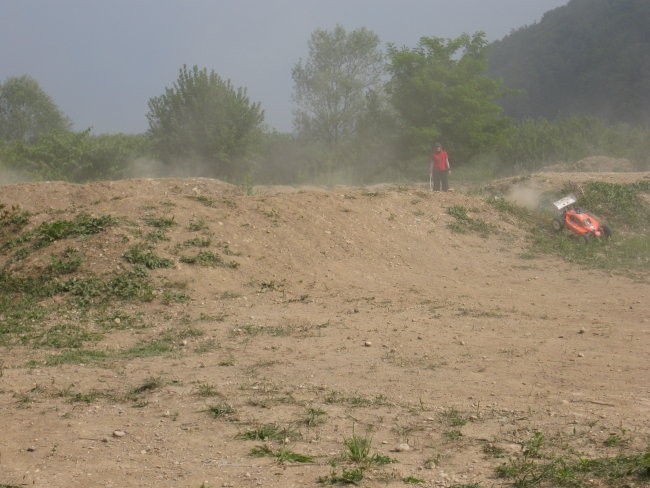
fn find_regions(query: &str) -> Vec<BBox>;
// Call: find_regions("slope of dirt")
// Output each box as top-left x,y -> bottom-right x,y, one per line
1,174 -> 648,487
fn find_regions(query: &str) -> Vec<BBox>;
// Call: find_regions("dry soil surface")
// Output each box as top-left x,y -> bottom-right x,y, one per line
1,171 -> 648,487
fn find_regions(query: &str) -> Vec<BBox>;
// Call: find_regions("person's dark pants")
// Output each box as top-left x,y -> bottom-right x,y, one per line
433,170 -> 449,191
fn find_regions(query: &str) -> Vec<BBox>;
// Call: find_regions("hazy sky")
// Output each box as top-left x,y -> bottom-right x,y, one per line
1,0 -> 568,134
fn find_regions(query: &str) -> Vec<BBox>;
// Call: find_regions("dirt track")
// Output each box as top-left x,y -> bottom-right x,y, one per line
1,172 -> 648,487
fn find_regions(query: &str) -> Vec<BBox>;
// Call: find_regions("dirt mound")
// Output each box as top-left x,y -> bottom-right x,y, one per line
1,174 -> 648,488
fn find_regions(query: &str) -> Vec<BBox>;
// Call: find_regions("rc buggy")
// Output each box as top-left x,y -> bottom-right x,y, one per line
552,194 -> 612,240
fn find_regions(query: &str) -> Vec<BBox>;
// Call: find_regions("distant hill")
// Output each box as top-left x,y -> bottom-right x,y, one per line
487,0 -> 650,125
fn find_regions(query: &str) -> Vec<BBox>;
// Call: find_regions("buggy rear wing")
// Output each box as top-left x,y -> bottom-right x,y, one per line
553,194 -> 577,211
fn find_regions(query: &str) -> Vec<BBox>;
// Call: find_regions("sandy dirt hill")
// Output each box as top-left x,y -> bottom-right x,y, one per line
0,172 -> 648,487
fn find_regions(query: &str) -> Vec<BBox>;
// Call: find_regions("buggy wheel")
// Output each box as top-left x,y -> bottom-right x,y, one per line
602,224 -> 612,238
552,218 -> 564,232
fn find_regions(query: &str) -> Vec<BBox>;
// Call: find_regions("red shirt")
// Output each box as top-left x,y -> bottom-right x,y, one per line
430,150 -> 449,172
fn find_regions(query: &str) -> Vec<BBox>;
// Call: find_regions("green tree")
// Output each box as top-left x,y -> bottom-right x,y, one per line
292,25 -> 385,148
0,75 -> 71,143
146,65 -> 264,179
1,130 -> 149,182
386,33 -> 508,164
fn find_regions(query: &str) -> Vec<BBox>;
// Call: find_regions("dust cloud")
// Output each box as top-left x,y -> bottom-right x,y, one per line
506,183 -> 543,210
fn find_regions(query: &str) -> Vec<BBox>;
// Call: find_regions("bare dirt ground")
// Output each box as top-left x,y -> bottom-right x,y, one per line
1,169 -> 648,487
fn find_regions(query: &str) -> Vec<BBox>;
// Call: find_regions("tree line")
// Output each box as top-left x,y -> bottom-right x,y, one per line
1,20 -> 649,185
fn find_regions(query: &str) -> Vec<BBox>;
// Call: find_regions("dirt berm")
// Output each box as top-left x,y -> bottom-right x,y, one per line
0,171 -> 648,487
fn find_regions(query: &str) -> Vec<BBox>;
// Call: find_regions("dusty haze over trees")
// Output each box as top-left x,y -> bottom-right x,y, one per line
487,0 -> 650,125
1,0 -> 650,186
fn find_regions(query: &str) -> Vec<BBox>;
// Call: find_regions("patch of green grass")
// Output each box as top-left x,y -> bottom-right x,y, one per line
178,236 -> 212,248
122,339 -> 175,359
188,217 -> 209,232
144,228 -> 169,243
48,247 -> 82,274
107,269 -> 155,301
441,407 -> 467,427
123,243 -> 173,269
161,289 -> 190,304
250,444 -> 315,463
180,250 -> 227,267
56,386 -> 105,404
143,215 -> 175,229
495,431 -> 650,488
318,467 -> 364,485
447,205 -> 494,237
0,202 -> 30,229
33,323 -> 102,349
341,433 -> 397,467
574,181 -> 650,229
403,476 -> 426,484
486,181 -> 650,273
43,349 -> 110,366
96,312 -> 148,331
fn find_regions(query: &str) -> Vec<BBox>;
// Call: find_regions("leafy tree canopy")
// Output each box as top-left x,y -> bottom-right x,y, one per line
1,129 -> 149,182
292,25 -> 385,148
387,32 -> 508,163
146,65 -> 264,179
0,75 -> 71,143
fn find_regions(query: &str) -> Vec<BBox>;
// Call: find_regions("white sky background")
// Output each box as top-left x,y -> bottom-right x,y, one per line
1,0 -> 568,134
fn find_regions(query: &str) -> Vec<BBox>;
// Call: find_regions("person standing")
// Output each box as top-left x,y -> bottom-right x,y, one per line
429,142 -> 451,192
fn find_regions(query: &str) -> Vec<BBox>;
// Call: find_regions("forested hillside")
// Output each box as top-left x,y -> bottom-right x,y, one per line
488,0 -> 650,125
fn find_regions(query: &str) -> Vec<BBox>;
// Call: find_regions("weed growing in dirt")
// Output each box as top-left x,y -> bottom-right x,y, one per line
143,215 -> 175,229
188,217 -> 209,232
180,250 -> 238,268
403,476 -> 426,484
319,430 -> 396,485
129,376 -> 164,396
236,424 -> 300,442
195,383 -> 221,397
440,407 -> 468,427
188,195 -> 217,207
250,444 -> 315,463
303,407 -> 327,427
0,203 -> 30,229
178,237 -> 212,249
318,467 -> 364,485
206,404 -> 235,418
3,214 -> 115,255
